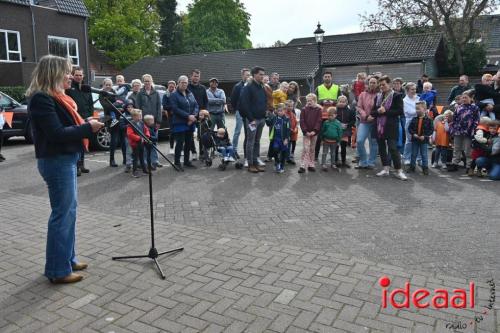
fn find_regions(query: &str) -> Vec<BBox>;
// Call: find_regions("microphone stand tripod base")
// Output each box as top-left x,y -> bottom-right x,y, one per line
112,246 -> 184,279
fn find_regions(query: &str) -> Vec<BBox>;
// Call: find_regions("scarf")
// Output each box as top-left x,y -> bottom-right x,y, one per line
53,92 -> 89,152
375,90 -> 394,139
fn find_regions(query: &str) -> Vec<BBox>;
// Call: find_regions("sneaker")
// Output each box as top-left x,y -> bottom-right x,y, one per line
132,170 -> 140,178
257,158 -> 265,166
275,164 -> 281,173
354,165 -> 367,170
480,168 -> 488,177
244,160 -> 249,168
331,164 -> 338,171
422,168 -> 429,175
156,163 -> 163,168
376,169 -> 390,177
307,167 -> 316,172
77,167 -> 82,177
224,156 -> 229,162
278,167 -> 285,174
395,171 -> 408,181
431,163 -> 438,168
192,153 -> 198,161
467,168 -> 474,177
169,148 -> 175,155
406,166 -> 415,173
441,164 -> 447,170
248,165 -> 259,173
0,153 -> 5,162
110,119 -> 119,128
322,165 -> 328,172
298,167 -> 306,174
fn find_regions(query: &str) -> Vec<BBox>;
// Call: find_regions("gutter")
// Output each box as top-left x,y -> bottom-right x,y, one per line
29,3 -> 38,62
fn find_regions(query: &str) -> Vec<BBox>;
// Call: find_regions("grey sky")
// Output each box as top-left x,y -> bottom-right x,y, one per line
176,0 -> 380,46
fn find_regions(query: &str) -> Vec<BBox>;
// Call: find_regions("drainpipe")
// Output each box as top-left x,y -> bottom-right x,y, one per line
29,4 -> 38,62
84,17 -> 91,84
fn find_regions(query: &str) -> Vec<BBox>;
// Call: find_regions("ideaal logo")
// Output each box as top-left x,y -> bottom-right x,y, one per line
378,276 -> 496,331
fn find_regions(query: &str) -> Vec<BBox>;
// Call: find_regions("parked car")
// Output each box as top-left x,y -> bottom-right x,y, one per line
90,88 -> 170,150
0,91 -> 32,143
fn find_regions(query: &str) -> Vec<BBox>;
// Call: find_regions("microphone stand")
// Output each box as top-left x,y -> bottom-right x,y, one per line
99,94 -> 184,279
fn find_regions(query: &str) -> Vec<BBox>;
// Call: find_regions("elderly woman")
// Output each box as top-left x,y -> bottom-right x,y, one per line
169,75 -> 199,170
27,55 -> 103,283
371,76 -> 407,180
355,76 -> 379,169
402,82 -> 420,165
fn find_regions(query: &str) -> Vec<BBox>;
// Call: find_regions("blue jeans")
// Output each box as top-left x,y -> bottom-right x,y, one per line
232,111 -> 243,152
403,118 -> 413,164
476,157 -> 500,180
37,153 -> 80,279
411,142 -> 429,168
143,142 -> 158,166
218,146 -> 235,158
434,146 -> 449,165
356,123 -> 378,167
398,116 -> 406,155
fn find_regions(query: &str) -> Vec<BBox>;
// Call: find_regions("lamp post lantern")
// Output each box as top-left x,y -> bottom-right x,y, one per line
314,22 -> 325,71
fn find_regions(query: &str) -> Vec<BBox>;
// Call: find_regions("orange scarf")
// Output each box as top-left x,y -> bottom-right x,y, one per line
53,92 -> 89,152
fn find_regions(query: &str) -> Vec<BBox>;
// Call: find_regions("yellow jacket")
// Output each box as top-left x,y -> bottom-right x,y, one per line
272,90 -> 288,108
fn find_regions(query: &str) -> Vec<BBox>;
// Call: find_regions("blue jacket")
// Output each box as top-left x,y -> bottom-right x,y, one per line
230,80 -> 245,110
169,88 -> 199,133
28,92 -> 93,158
239,80 -> 267,121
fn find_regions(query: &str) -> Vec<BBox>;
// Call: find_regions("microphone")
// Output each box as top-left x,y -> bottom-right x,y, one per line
81,84 -> 116,97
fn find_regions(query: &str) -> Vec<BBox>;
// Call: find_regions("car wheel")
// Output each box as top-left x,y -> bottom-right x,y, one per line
93,126 -> 111,150
24,122 -> 33,144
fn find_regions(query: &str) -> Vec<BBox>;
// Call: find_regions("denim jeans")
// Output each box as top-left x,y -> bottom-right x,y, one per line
399,116 -> 406,155
143,143 -> 158,166
245,118 -> 265,166
37,153 -> 80,279
434,146 -> 449,165
218,146 -> 235,158
410,142 -> 429,168
356,123 -> 378,167
403,118 -> 413,164
476,157 -> 500,180
124,137 -> 132,167
232,111 -> 243,153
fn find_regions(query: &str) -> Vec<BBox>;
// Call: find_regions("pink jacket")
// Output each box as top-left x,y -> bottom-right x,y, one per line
357,91 -> 377,123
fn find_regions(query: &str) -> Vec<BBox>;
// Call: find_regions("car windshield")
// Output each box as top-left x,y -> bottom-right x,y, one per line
0,92 -> 19,108
92,93 -> 103,110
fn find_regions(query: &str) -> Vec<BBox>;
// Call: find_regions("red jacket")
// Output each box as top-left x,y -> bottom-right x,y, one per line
300,105 -> 323,135
285,109 -> 298,141
127,121 -> 150,149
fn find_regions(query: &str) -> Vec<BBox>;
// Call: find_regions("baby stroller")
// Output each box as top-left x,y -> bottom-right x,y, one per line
200,127 -> 243,171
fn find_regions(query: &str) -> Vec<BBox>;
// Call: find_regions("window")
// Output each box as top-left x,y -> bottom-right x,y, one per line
48,36 -> 79,65
0,30 -> 21,62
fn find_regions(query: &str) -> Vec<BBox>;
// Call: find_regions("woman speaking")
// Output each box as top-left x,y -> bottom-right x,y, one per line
27,55 -> 103,284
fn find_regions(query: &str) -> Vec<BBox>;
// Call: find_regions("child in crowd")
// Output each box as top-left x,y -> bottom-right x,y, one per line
419,82 -> 438,118
214,128 -> 236,162
335,95 -> 356,167
272,82 -> 289,108
474,74 -> 499,120
266,103 -> 291,173
321,107 -> 343,171
284,100 -> 298,164
352,72 -> 366,101
143,115 -> 159,170
475,121 -> 500,178
126,109 -> 150,178
408,101 -> 433,175
120,101 -> 134,172
299,93 -> 323,173
198,110 -> 212,161
470,117 -> 492,176
448,90 -> 480,173
432,110 -> 453,169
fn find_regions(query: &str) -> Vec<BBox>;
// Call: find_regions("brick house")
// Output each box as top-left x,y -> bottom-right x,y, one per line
0,0 -> 90,86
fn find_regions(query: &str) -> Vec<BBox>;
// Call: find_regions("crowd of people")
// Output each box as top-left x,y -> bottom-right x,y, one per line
67,66 -> 500,181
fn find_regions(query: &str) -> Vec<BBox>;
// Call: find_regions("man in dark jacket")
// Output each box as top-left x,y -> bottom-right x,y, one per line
187,69 -> 207,160
447,75 -> 471,105
230,68 -> 250,159
239,66 -> 267,173
66,67 -> 94,175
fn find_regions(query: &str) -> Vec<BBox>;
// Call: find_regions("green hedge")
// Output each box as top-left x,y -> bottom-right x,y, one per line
0,86 -> 27,103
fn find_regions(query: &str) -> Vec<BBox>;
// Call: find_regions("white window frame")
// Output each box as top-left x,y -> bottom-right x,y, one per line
0,29 -> 22,63
48,35 -> 79,66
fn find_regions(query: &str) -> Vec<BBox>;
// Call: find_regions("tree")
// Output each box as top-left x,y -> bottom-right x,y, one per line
158,0 -> 184,55
84,0 -> 160,69
360,0 -> 499,75
271,40 -> 286,47
183,0 -> 252,53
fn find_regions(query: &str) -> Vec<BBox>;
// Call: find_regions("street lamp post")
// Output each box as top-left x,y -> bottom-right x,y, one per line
314,22 -> 325,71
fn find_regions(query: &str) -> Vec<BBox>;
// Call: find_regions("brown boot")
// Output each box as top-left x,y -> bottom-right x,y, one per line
72,262 -> 88,271
257,166 -> 266,172
248,165 -> 259,173
50,273 -> 83,284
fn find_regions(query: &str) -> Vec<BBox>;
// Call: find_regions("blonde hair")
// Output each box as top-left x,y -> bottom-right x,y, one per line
327,106 -> 337,116
130,109 -> 142,117
279,81 -> 289,90
337,95 -> 348,103
131,79 -> 142,87
482,74 -> 493,81
143,114 -> 154,123
480,116 -> 492,125
102,78 -> 113,86
217,128 -> 226,136
306,93 -> 317,102
416,101 -> 427,110
423,82 -> 433,89
443,110 -> 453,117
276,103 -> 285,110
200,109 -> 210,118
142,74 -> 153,83
26,55 -> 72,97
